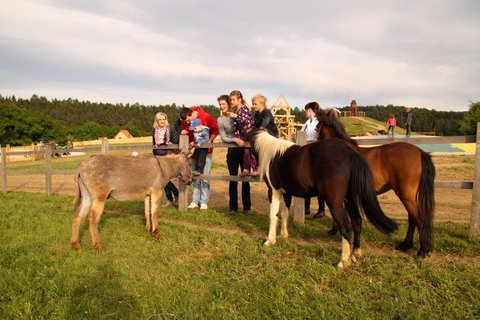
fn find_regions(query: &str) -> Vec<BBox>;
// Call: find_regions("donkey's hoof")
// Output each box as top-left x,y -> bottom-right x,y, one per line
93,243 -> 106,251
152,229 -> 161,240
71,242 -> 81,251
145,225 -> 151,233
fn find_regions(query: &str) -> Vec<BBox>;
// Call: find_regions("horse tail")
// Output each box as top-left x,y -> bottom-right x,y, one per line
73,172 -> 82,212
349,152 -> 398,234
418,151 -> 436,251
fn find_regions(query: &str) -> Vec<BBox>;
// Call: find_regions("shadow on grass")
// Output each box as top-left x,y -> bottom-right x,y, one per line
67,261 -> 139,318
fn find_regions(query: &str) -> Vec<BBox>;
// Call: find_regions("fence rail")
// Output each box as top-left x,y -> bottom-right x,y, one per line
1,130 -> 479,238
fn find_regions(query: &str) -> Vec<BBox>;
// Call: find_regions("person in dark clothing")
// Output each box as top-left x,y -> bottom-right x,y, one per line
217,94 -> 252,215
405,108 -> 413,137
252,94 -> 279,137
152,111 -> 179,206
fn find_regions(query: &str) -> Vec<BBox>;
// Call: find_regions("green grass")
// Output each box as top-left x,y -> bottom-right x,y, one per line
1,193 -> 479,319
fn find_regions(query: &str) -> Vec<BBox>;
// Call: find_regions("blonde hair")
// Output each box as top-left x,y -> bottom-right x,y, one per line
252,94 -> 268,109
153,112 -> 169,128
229,90 -> 246,105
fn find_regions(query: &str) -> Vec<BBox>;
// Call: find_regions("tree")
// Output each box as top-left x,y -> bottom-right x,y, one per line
459,101 -> 480,135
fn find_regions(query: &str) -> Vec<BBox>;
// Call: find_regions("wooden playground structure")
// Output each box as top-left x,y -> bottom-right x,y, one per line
270,94 -> 303,140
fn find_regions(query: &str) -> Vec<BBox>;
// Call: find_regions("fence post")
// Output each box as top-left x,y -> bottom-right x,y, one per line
292,131 -> 307,224
101,138 -> 109,155
1,146 -> 6,193
45,144 -> 52,196
178,134 -> 190,212
469,123 -> 480,239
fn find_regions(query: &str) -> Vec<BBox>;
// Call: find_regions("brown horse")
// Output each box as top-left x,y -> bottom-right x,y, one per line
71,153 -> 192,251
316,109 -> 435,258
250,129 -> 397,268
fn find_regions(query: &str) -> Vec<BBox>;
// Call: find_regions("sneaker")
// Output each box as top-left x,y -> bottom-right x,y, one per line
229,210 -> 238,215
200,203 -> 208,210
313,211 -> 325,219
192,171 -> 201,176
244,209 -> 253,215
187,202 -> 198,209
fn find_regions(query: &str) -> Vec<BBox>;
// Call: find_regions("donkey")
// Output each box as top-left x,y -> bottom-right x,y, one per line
71,153 -> 192,251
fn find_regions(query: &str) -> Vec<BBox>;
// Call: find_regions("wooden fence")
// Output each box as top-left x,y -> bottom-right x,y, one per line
1,127 -> 480,238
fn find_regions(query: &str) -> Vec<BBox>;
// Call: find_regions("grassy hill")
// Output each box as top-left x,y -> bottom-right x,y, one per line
340,116 -> 406,136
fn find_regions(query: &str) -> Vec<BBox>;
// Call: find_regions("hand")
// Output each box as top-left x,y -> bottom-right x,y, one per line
181,130 -> 188,135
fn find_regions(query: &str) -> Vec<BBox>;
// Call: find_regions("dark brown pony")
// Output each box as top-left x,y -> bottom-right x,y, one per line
71,153 -> 192,251
316,109 -> 435,258
250,130 -> 397,268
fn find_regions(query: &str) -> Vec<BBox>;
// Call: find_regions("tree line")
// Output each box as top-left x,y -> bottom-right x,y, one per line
0,94 -> 476,146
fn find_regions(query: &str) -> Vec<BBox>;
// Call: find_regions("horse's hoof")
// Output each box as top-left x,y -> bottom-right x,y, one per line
337,259 -> 352,269
327,228 -> 338,236
353,248 -> 363,260
71,242 -> 81,251
263,240 -> 275,246
416,250 -> 429,259
152,229 -> 161,240
280,232 -> 289,239
395,242 -> 413,252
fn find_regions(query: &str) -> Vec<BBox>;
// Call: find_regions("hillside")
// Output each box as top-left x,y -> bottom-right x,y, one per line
339,116 -> 406,136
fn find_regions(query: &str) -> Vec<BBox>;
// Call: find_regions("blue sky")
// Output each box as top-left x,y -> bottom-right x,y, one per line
1,0 -> 479,111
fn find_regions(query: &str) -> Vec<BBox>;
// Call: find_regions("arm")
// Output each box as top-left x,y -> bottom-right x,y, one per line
217,117 -> 236,143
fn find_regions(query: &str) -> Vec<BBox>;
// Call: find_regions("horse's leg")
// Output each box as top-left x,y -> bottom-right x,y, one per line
397,213 -> 416,252
328,199 -> 352,268
70,189 -> 92,250
280,194 -> 292,239
265,190 -> 282,246
144,195 -> 152,233
150,190 -> 163,240
88,198 -> 107,251
345,199 -> 363,261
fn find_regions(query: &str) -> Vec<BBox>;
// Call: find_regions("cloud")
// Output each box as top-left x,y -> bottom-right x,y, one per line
0,0 -> 479,111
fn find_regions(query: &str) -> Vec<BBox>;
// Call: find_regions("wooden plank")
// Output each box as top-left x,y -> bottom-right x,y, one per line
292,131 -> 307,224
1,147 -> 6,193
45,144 -> 52,196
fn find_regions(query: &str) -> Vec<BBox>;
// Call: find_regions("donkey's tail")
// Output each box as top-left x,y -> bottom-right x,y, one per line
418,151 -> 436,251
73,172 -> 82,212
349,152 -> 398,234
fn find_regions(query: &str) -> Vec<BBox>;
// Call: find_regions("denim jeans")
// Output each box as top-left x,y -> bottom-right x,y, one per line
191,153 -> 212,205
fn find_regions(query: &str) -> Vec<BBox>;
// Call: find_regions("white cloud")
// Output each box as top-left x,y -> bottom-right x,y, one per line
0,0 -> 479,111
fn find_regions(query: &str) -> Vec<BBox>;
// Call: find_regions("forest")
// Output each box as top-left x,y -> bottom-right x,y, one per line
0,94 -> 475,146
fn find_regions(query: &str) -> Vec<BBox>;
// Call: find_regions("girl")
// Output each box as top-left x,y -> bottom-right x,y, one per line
252,94 -> 279,137
229,90 -> 258,177
152,112 -> 179,205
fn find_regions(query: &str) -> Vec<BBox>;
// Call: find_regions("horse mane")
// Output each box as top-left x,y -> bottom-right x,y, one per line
250,130 -> 295,179
315,108 -> 358,146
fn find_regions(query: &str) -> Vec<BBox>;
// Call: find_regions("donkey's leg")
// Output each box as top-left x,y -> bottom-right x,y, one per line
88,198 -> 107,251
150,190 -> 163,240
70,193 -> 92,250
265,191 -> 282,246
280,194 -> 292,239
144,195 -> 152,232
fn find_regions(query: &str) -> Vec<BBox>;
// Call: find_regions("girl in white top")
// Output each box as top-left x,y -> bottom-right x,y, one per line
301,102 -> 320,141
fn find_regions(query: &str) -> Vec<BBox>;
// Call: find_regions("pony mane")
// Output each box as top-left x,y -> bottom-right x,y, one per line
315,108 -> 358,145
250,130 -> 295,179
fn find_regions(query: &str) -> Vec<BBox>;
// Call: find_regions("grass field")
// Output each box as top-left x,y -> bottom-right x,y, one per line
1,192 -> 479,319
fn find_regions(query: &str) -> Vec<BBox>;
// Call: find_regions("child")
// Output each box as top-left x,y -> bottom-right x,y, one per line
189,118 -> 210,176
152,112 -> 179,205
229,90 -> 258,177
386,113 -> 397,138
252,94 -> 279,137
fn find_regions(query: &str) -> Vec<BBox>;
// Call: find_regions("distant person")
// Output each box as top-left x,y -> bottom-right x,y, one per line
180,106 -> 219,210
252,94 -> 279,137
229,90 -> 258,177
405,108 -> 413,137
301,102 -> 325,218
217,94 -> 252,215
386,113 -> 397,138
188,118 -> 210,176
152,111 -> 179,205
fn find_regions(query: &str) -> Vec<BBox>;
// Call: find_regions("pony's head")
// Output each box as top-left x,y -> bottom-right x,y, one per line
315,109 -> 357,145
178,153 -> 193,185
249,129 -> 295,179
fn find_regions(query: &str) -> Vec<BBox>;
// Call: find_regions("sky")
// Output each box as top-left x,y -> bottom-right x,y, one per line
1,0 -> 479,112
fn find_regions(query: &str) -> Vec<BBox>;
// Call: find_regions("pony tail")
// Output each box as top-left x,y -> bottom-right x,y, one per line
349,152 -> 398,234
418,152 -> 435,252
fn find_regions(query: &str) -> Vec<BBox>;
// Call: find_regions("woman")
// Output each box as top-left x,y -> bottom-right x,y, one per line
152,111 -> 179,206
301,102 -> 325,218
217,94 -> 252,215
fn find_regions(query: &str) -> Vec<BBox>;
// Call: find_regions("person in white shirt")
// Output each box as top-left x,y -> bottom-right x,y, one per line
301,102 -> 325,219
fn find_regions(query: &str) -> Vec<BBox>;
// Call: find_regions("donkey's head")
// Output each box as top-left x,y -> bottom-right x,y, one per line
178,153 -> 193,185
